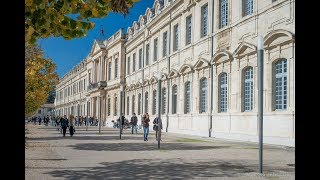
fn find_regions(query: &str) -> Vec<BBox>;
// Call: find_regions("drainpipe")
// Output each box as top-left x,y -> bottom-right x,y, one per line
166,12 -> 172,133
209,0 -> 214,137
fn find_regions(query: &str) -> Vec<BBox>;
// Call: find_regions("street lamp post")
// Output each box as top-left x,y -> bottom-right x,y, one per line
257,35 -> 264,173
157,72 -> 162,149
119,85 -> 123,139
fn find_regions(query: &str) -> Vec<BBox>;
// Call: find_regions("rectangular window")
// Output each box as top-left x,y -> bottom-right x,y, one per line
127,57 -> 130,75
83,79 -> 86,90
200,79 -> 207,113
186,15 -> 192,45
133,53 -> 136,72
163,31 -> 167,57
152,90 -> 157,115
127,96 -> 130,115
173,24 -> 179,51
244,67 -> 253,111
108,62 -> 111,80
274,59 -> 287,110
145,92 -> 149,114
146,44 -> 150,66
162,88 -> 166,114
114,97 -> 118,116
220,73 -> 228,112
138,94 -> 141,115
107,98 -> 110,116
185,82 -> 190,113
220,0 -> 228,28
201,4 -> 208,37
139,48 -> 142,69
172,85 -> 177,114
243,0 -> 253,16
154,38 -> 158,61
132,96 -> 135,114
114,59 -> 118,78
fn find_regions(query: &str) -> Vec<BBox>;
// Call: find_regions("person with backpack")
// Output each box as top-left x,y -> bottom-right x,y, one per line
153,115 -> 162,141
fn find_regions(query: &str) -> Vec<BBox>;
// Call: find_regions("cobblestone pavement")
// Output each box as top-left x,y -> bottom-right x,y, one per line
25,124 -> 295,180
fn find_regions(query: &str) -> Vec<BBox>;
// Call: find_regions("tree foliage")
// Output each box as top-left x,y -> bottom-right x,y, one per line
25,0 -> 140,44
25,44 -> 59,117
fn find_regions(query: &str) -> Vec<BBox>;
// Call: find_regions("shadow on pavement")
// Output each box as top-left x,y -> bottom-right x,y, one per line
26,135 -> 143,141
68,142 -> 230,151
44,158 -> 294,179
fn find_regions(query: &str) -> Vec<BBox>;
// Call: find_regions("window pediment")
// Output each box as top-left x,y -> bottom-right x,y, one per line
264,29 -> 294,48
194,58 -> 210,70
233,42 -> 257,58
179,64 -> 194,75
168,69 -> 179,78
211,51 -> 232,65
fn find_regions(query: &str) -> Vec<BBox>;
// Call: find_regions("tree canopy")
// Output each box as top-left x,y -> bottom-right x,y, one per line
25,44 -> 59,117
25,0 -> 139,44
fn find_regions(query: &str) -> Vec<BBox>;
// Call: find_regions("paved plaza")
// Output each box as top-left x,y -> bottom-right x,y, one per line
25,124 -> 294,179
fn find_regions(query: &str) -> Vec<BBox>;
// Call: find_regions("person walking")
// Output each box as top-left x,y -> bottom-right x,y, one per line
69,114 -> 75,137
142,113 -> 150,141
130,113 -> 138,134
60,115 -> 69,137
153,115 -> 162,141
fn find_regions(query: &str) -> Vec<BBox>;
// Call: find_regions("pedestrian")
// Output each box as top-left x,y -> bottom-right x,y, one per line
153,115 -> 162,141
60,115 -> 69,137
117,113 -> 125,134
130,113 -> 138,134
142,113 -> 150,141
69,114 -> 75,137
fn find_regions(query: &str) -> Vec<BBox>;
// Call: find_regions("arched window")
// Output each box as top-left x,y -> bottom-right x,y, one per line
172,85 -> 177,114
162,87 -> 166,114
152,90 -> 157,115
274,59 -> 287,110
114,96 -> 118,116
145,92 -> 149,113
220,0 -> 228,28
132,95 -> 135,114
243,0 -> 253,16
219,73 -> 228,112
200,78 -> 207,113
138,93 -> 141,115
185,81 -> 191,113
243,67 -> 253,111
126,96 -> 130,115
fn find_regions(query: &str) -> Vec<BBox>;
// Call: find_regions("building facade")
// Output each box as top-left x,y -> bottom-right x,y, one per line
55,0 -> 295,146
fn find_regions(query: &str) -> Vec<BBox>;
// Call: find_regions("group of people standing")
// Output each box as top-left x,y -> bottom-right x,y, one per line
129,112 -> 162,141
55,115 -> 75,137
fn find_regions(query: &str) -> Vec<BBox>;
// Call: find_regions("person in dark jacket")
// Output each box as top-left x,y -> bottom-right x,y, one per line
60,115 -> 69,137
130,113 -> 138,134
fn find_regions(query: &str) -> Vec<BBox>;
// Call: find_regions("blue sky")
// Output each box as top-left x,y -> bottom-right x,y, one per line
38,0 -> 154,78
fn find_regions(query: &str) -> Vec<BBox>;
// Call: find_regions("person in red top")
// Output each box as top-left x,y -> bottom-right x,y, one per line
142,113 -> 150,141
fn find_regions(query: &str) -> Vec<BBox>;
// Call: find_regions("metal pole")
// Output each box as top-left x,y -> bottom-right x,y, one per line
157,75 -> 162,149
120,86 -> 123,139
257,35 -> 264,173
99,96 -> 102,134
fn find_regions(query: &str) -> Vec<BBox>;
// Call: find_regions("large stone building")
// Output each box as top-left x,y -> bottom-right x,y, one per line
55,0 -> 295,146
